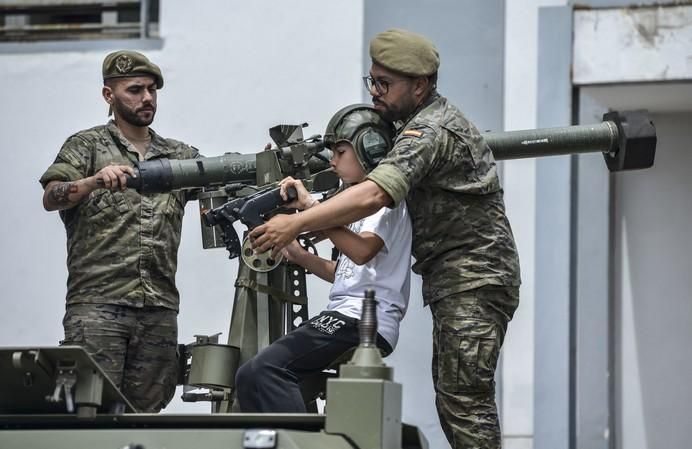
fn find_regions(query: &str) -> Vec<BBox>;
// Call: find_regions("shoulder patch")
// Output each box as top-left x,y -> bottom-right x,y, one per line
402,129 -> 424,138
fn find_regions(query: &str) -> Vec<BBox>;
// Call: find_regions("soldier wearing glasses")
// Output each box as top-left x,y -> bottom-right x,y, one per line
251,29 -> 520,448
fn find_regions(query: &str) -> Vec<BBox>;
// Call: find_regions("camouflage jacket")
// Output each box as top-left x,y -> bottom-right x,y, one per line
40,121 -> 199,311
367,93 -> 520,304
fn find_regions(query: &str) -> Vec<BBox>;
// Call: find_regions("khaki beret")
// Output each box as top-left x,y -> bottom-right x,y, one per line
369,29 -> 440,77
102,50 -> 164,89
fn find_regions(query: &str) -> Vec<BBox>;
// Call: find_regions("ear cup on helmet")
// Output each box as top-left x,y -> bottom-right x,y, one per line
353,127 -> 392,171
324,104 -> 395,173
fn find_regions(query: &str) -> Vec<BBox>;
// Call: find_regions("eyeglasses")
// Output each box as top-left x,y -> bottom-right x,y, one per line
362,76 -> 402,95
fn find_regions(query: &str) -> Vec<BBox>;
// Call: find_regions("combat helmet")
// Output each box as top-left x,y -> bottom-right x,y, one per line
323,104 -> 395,173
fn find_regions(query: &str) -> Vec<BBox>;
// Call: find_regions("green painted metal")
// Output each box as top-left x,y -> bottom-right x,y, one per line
485,122 -> 617,160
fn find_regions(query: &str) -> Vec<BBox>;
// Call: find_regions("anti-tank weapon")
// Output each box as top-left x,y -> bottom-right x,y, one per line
117,109 -> 655,277
123,109 -> 655,199
128,122 -> 339,274
125,123 -> 334,193
485,110 -> 655,171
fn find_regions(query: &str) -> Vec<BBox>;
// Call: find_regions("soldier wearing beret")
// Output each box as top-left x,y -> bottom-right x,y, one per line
40,50 -> 199,412
251,29 -> 520,448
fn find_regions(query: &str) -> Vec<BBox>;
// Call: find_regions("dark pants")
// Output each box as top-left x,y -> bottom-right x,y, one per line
61,303 -> 178,413
235,310 -> 392,413
430,285 -> 519,449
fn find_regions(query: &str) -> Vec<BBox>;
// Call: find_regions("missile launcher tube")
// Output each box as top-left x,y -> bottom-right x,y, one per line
126,147 -> 331,192
484,122 -> 617,161
126,111 -> 655,193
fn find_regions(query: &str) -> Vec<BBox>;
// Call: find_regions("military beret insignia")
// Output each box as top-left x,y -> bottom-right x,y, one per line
403,129 -> 424,138
114,55 -> 133,74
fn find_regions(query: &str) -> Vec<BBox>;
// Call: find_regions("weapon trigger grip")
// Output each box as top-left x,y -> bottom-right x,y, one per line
285,186 -> 298,202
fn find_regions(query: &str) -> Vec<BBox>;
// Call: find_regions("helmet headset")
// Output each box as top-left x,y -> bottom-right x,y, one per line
323,104 -> 395,173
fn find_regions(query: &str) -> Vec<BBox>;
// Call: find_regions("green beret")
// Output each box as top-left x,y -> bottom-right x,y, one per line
369,29 -> 440,77
102,50 -> 164,89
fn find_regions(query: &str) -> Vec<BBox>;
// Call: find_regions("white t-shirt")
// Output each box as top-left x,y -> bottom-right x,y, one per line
327,201 -> 412,350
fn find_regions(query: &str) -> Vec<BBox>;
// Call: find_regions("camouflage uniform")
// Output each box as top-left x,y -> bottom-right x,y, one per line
368,93 -> 521,448
40,120 -> 198,412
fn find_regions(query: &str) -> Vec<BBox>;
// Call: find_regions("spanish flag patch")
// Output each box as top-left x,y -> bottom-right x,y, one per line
402,129 -> 424,138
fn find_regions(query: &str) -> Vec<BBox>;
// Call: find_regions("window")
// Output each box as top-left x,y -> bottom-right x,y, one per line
0,0 -> 159,42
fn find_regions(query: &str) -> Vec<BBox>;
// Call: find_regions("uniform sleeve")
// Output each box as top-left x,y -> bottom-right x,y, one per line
366,125 -> 439,206
39,135 -> 93,189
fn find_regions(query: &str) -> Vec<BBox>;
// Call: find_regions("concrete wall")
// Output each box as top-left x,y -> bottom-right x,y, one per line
613,111 -> 692,449
504,2 -> 570,449
573,5 -> 692,84
530,3 -> 692,449
573,5 -> 692,449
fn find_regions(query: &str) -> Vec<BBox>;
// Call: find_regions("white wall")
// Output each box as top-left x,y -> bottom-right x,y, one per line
573,5 -> 692,85
614,111 -> 692,449
574,6 -> 692,448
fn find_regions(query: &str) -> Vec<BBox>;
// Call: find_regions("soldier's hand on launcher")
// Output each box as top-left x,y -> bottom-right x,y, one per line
93,164 -> 135,191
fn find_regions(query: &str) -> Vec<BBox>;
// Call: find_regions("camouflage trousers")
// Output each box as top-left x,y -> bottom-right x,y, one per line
61,303 -> 178,413
430,285 -> 519,449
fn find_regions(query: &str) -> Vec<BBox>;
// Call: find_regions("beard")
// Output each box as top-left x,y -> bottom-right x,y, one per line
112,97 -> 156,127
373,95 -> 418,123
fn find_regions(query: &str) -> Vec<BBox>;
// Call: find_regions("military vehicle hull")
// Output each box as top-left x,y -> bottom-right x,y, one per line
0,414 -> 427,449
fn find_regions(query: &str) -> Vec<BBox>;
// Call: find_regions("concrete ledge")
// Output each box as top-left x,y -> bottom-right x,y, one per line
0,38 -> 163,54
573,5 -> 692,85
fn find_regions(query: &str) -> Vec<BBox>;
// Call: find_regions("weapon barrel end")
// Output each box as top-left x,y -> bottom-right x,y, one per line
602,110 -> 657,172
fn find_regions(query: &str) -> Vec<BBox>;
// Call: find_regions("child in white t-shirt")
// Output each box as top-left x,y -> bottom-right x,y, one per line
235,104 -> 412,413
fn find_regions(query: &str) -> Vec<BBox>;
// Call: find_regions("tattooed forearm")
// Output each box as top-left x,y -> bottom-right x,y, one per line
43,178 -> 95,211
49,182 -> 79,205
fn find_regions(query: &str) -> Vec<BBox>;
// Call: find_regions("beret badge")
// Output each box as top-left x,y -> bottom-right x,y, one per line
115,55 -> 133,74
